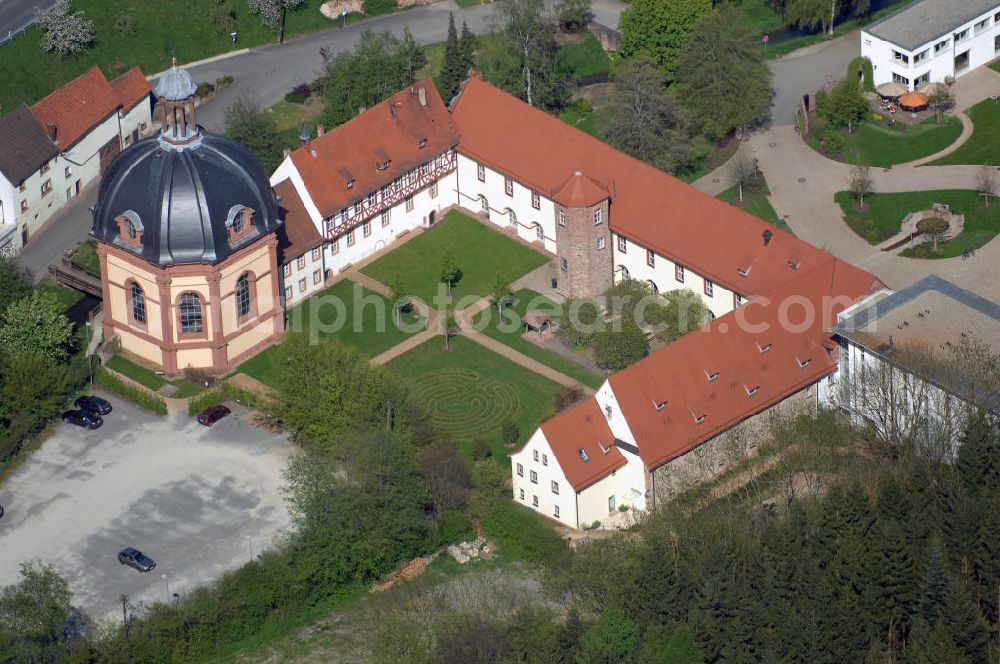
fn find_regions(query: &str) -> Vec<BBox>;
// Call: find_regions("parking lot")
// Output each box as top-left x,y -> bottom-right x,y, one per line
0,393 -> 293,619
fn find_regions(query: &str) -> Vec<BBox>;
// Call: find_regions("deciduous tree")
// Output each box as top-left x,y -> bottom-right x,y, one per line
491,0 -> 550,106
829,79 -> 868,132
974,164 -> 996,208
593,319 -> 648,371
0,562 -> 73,662
247,0 -> 304,30
36,0 -> 94,57
554,0 -> 592,32
439,251 -> 460,296
618,0 -> 712,81
601,58 -> 694,174
848,163 -> 874,209
675,6 -> 773,140
223,97 -> 285,174
0,290 -> 75,365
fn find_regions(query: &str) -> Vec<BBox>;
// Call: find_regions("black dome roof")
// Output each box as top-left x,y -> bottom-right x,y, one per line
92,132 -> 281,267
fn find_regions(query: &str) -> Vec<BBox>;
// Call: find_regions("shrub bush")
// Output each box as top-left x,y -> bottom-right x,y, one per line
501,420 -> 520,447
114,12 -> 137,35
815,89 -> 830,120
553,386 -> 585,413
437,510 -> 474,545
482,502 -> 567,565
215,75 -> 235,89
95,366 -> 167,416
362,0 -> 396,15
211,6 -> 236,35
284,90 -> 306,104
847,56 -> 875,92
196,81 -> 216,98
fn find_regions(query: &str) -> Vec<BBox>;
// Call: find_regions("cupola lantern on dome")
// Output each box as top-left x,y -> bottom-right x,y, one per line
154,59 -> 200,146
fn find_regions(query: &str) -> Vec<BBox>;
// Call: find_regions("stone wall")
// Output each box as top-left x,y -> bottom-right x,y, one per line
646,380 -> 823,505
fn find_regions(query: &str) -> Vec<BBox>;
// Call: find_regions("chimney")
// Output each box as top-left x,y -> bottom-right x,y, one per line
317,124 -> 325,137
418,87 -> 427,107
47,122 -> 57,143
299,124 -> 309,147
762,229 -> 773,246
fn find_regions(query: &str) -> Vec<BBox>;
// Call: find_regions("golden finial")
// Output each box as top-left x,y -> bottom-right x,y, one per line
171,53 -> 177,68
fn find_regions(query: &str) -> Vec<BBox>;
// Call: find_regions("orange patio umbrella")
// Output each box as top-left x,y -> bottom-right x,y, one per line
898,91 -> 929,111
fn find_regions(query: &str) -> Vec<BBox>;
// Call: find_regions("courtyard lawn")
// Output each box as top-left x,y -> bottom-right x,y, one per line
813,116 -> 963,168
472,289 -> 604,389
360,210 -> 549,305
0,0 -> 340,111
716,176 -> 789,232
384,335 -> 563,460
928,99 -> 1000,166
836,189 -> 1000,256
236,278 -> 424,385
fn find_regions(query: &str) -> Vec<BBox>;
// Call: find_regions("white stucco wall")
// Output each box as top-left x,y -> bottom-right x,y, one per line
281,245 -> 325,309
510,428 -> 578,528
863,4 -> 1000,89
612,233 -> 739,319
455,154 -> 557,254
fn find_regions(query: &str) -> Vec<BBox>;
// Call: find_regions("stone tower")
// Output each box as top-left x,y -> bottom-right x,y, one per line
553,170 -> 613,298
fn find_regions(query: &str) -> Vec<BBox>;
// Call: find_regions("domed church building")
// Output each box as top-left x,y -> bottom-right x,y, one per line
92,63 -> 284,373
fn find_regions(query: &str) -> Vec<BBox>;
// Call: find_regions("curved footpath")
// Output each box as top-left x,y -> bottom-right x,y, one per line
695,39 -> 1000,304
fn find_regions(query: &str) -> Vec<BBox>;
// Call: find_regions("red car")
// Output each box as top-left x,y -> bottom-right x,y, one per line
196,404 -> 231,426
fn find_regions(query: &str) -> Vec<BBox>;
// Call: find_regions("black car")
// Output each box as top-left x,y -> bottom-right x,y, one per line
75,395 -> 112,415
62,410 -> 103,430
197,404 -> 231,426
118,547 -> 156,573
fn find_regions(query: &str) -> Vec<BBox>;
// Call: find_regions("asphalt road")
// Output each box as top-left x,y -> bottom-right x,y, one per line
0,394 -> 292,619
768,31 -> 861,126
0,0 -> 58,43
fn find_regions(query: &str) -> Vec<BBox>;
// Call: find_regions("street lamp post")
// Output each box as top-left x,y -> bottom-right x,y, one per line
85,320 -> 93,388
160,573 -> 170,603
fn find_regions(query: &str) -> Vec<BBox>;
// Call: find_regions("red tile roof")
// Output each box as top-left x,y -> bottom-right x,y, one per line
540,398 -> 626,491
289,83 -> 458,220
451,77 -> 836,297
274,180 -> 323,263
552,170 -> 610,207
608,257 -> 882,471
31,66 -> 121,150
111,67 -> 152,111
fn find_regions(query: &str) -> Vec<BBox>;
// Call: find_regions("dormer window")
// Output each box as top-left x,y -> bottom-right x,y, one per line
115,210 -> 144,248
578,448 -> 590,462
744,384 -> 759,396
654,401 -> 666,412
788,260 -> 800,271
417,138 -> 427,149
706,371 -> 719,382
226,205 -> 254,243
797,356 -> 811,368
737,266 -> 751,278
346,180 -> 354,190
757,342 -> 771,354
694,414 -> 706,425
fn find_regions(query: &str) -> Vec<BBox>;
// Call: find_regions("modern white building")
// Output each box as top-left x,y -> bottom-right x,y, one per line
0,66 -> 152,255
862,0 -> 1000,90
823,275 -> 1000,455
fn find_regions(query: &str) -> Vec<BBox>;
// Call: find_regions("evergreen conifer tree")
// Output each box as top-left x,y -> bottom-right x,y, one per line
917,543 -> 950,624
458,21 -> 475,74
440,13 -> 463,101
942,576 -> 989,663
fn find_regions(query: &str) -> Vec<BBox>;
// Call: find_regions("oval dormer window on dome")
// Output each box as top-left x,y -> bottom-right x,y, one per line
226,205 -> 254,243
115,210 -> 144,248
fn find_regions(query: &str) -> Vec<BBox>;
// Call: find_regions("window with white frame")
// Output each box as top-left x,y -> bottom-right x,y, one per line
284,286 -> 292,300
531,191 -> 540,209
283,263 -> 291,277
934,38 -> 950,54
430,182 -> 438,198
405,197 -> 414,212
560,257 -> 568,271
955,28 -> 969,43
477,163 -> 486,182
298,278 -> 306,293
519,488 -> 525,500
554,505 -> 560,517
517,463 -> 523,477
363,221 -> 371,237
505,177 -> 513,196
594,208 -> 602,225
313,269 -> 321,285
646,249 -> 655,267
311,247 -> 321,261
346,230 -> 355,246
597,237 -> 605,250
704,279 -> 714,297
892,50 -> 909,64
533,449 -> 539,461
532,495 -> 539,507
558,210 -> 566,226
675,264 -> 685,283
618,236 -> 626,253
551,480 -> 559,495
331,237 -> 339,254
297,256 -> 305,270
542,453 -> 547,466
381,210 -> 390,227
530,470 -> 537,483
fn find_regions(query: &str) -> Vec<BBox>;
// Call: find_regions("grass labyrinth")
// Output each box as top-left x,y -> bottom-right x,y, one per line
385,336 -> 562,459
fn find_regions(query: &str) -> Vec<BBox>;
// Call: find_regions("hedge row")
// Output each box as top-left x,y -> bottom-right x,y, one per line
95,366 -> 168,416
187,381 -> 264,416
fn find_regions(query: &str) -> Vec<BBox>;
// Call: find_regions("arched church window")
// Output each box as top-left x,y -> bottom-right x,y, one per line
115,210 -> 144,248
179,292 -> 203,333
236,273 -> 252,318
130,281 -> 146,324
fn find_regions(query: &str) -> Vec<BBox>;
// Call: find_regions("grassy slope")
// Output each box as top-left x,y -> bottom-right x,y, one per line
360,210 -> 548,305
928,99 -> 1000,166
837,116 -> 963,168
472,289 -> 604,389
384,335 -> 562,460
835,189 -> 1000,256
236,278 -> 424,385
